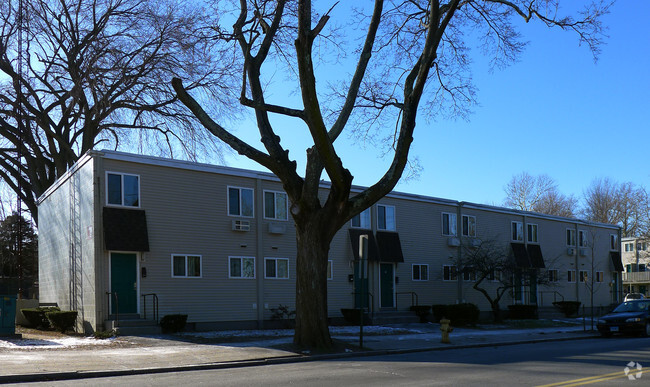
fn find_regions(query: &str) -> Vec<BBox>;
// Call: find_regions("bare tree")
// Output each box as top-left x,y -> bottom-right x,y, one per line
582,178 -> 648,237
504,172 -> 577,217
0,0 -> 238,223
173,0 -> 610,349
454,239 -> 549,322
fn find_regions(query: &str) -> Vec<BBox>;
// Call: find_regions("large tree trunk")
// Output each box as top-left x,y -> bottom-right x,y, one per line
293,217 -> 334,350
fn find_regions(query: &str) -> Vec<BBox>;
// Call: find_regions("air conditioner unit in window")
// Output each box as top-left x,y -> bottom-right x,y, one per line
567,247 -> 575,255
447,237 -> 460,247
232,220 -> 251,232
579,248 -> 587,257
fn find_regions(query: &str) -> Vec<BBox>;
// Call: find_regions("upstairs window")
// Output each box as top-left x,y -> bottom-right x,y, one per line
578,230 -> 587,247
442,213 -> 457,236
264,191 -> 288,220
548,269 -> 559,282
610,234 -> 618,250
566,229 -> 576,247
377,204 -> 396,231
351,208 -> 371,229
567,270 -> 576,283
228,187 -> 254,217
443,265 -> 457,281
462,215 -> 476,237
511,221 -> 523,242
107,172 -> 140,207
527,224 -> 538,243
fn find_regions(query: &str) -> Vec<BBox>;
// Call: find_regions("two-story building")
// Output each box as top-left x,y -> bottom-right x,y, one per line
621,237 -> 650,296
37,150 -> 623,333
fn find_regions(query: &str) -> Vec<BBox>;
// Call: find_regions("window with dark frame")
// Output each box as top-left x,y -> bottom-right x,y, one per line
228,187 -> 254,217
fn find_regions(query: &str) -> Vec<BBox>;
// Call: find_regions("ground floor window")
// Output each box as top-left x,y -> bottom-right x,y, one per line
229,256 -> 255,278
567,270 -> 576,283
548,269 -> 559,283
172,255 -> 201,278
595,271 -> 604,283
327,260 -> 333,280
265,258 -> 289,279
579,270 -> 588,283
443,265 -> 457,281
412,264 -> 429,281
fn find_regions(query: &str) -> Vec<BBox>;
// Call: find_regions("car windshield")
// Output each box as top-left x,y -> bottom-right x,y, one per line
613,301 -> 650,313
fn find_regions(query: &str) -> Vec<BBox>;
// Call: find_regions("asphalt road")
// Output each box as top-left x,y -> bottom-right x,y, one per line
15,337 -> 650,386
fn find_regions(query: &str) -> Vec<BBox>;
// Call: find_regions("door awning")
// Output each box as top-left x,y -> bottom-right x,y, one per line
103,207 -> 150,252
376,231 -> 405,263
511,243 -> 531,268
527,244 -> 545,269
610,252 -> 624,272
348,229 -> 379,261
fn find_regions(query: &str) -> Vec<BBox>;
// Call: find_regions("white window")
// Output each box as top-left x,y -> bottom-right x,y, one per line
229,256 -> 255,278
172,255 -> 201,278
578,230 -> 587,247
579,270 -> 588,283
527,224 -> 538,243
264,191 -> 288,220
228,187 -> 254,217
463,267 -> 476,281
567,270 -> 576,283
265,258 -> 289,279
610,234 -> 618,250
412,264 -> 429,281
462,215 -> 476,237
351,208 -> 371,229
327,260 -> 333,280
548,269 -> 559,283
377,204 -> 396,231
442,213 -> 457,236
443,265 -> 457,281
566,229 -> 576,246
596,271 -> 604,283
511,221 -> 523,241
107,172 -> 140,207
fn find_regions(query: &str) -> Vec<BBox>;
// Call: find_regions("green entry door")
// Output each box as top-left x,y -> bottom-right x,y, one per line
110,253 -> 138,314
380,263 -> 394,308
354,261 -> 369,309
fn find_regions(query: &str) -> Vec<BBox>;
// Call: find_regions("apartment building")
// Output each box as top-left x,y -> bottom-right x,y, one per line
621,237 -> 650,296
37,150 -> 623,333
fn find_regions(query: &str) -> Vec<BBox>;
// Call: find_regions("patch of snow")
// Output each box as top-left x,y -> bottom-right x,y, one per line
0,337 -> 114,349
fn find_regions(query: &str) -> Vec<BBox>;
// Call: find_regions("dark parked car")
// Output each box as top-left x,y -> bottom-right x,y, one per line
597,300 -> 650,337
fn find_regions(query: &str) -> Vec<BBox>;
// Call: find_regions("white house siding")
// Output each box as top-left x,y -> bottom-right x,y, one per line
37,155 -> 97,332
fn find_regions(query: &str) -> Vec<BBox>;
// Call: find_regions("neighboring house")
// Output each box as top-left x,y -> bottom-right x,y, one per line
37,150 -> 623,333
621,237 -> 650,296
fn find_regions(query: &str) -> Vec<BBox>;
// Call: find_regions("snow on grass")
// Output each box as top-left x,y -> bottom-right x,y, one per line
177,325 -> 428,340
0,337 -> 115,349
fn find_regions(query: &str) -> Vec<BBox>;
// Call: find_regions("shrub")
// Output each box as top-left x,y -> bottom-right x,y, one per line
553,301 -> 581,317
507,304 -> 538,319
160,314 -> 188,333
409,305 -> 432,323
432,303 -> 480,326
46,310 -> 78,333
270,304 -> 296,328
94,329 -> 118,339
21,307 -> 60,329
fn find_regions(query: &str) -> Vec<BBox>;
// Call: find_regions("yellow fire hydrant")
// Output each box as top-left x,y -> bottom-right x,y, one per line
440,318 -> 453,343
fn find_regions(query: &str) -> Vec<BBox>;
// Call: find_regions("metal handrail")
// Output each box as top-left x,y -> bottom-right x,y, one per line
141,293 -> 159,322
106,291 -> 119,327
350,292 -> 374,316
539,291 -> 565,306
396,291 -> 419,309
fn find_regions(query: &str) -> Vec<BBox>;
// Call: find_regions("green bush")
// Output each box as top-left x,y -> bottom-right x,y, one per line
553,301 -> 581,317
432,303 -> 480,326
160,314 -> 188,333
46,310 -> 78,333
507,304 -> 538,319
21,307 -> 60,329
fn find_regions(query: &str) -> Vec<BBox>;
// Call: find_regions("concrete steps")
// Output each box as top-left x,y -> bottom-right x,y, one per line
104,314 -> 160,335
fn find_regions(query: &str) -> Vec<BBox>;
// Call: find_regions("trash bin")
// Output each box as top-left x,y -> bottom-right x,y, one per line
0,295 -> 17,336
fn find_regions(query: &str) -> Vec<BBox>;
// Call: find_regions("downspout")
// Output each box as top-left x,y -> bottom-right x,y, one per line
93,153 -> 104,332
574,222 -> 580,303
255,178 -> 265,328
456,202 -> 463,303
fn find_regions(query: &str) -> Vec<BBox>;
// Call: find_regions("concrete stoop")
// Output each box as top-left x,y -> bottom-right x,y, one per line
104,314 -> 161,335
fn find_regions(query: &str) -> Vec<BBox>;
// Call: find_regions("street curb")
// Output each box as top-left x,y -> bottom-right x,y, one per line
0,333 -> 600,384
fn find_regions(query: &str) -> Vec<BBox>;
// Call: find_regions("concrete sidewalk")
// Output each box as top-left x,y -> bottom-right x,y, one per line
0,324 -> 599,383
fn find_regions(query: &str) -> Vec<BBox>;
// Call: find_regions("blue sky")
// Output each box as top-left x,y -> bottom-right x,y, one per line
223,1 -> 649,208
